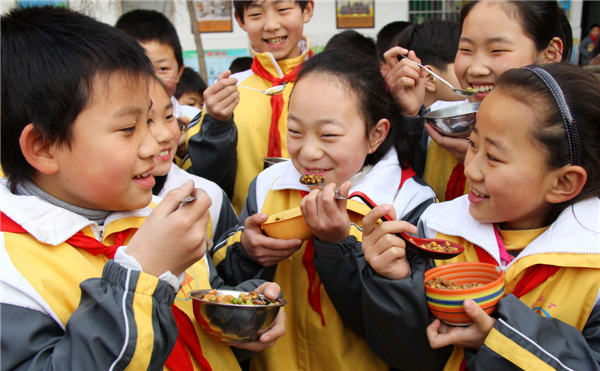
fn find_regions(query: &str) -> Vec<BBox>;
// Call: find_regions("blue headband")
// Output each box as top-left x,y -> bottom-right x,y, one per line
523,66 -> 581,166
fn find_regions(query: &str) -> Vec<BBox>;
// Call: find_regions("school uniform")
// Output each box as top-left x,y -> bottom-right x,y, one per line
185,37 -> 312,215
212,148 -> 437,371
359,195 -> 600,371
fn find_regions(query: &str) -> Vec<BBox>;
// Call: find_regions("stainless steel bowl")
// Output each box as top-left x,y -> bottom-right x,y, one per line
424,102 -> 481,138
189,289 -> 286,343
262,157 -> 289,168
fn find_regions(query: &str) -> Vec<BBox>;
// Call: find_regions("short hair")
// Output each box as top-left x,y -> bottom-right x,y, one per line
394,20 -> 461,72
115,9 -> 183,69
1,6 -> 154,188
376,21 -> 412,63
590,23 -> 600,31
229,57 -> 254,74
324,30 -> 378,63
174,67 -> 208,99
233,1 -> 309,23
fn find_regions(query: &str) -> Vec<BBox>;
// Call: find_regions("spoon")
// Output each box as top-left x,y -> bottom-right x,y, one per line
181,196 -> 196,206
351,193 -> 465,259
397,54 -> 478,97
299,175 -> 346,200
238,84 -> 287,96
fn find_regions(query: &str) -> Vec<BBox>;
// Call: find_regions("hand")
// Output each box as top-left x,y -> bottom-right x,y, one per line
426,299 -> 497,349
176,116 -> 189,159
299,181 -> 352,244
425,123 -> 470,164
204,70 -> 239,122
241,213 -> 303,267
229,282 -> 286,351
362,204 -> 414,280
128,180 -> 212,276
384,47 -> 426,117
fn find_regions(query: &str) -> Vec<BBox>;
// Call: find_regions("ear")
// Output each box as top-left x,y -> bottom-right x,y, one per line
176,64 -> 184,82
380,60 -> 390,76
302,1 -> 315,23
423,65 -> 438,93
544,165 -> 587,204
235,13 -> 247,31
19,123 -> 59,175
538,37 -> 564,63
367,118 -> 390,154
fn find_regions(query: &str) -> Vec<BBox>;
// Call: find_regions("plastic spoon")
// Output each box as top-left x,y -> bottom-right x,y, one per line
238,84 -> 287,96
397,54 -> 478,97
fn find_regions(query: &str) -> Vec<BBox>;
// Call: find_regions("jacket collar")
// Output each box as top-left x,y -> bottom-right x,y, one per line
252,35 -> 311,78
1,181 -> 155,246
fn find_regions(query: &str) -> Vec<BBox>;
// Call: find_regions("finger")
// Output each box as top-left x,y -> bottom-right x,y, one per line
384,46 -> 409,69
254,282 -> 280,299
177,188 -> 212,221
259,308 -> 286,343
152,179 -> 195,216
246,213 -> 270,229
368,234 -> 406,258
406,50 -> 424,78
321,183 -> 341,215
209,84 -> 239,103
221,97 -> 240,115
464,298 -> 495,330
302,189 -> 321,224
253,234 -> 303,252
362,205 -> 392,237
426,319 -> 455,349
217,70 -> 232,80
425,123 -> 445,146
339,181 -> 351,198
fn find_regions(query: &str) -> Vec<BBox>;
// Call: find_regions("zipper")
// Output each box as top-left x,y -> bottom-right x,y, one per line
98,225 -> 105,242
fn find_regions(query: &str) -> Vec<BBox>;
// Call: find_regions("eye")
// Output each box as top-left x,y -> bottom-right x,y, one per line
122,126 -> 136,133
147,118 -> 154,126
158,67 -> 169,72
322,133 -> 338,138
165,114 -> 174,120
491,50 -> 508,54
468,138 -> 477,149
459,48 -> 472,54
288,128 -> 301,136
487,153 -> 498,162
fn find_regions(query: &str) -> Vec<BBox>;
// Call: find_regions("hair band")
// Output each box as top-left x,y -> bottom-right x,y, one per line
523,65 -> 581,166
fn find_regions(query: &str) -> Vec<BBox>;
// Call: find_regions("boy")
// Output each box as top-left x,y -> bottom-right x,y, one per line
376,20 -> 411,75
185,0 -> 314,214
116,10 -> 236,197
175,67 -> 207,110
1,6 -> 283,370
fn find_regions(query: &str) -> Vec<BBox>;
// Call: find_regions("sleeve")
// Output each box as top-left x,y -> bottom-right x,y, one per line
1,260 -> 178,371
212,189 -> 239,243
464,294 -> 600,371
184,111 -> 238,200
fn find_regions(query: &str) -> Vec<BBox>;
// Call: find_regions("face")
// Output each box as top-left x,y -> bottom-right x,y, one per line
178,91 -> 204,109
148,80 -> 180,177
48,72 -> 159,210
287,75 -> 381,187
237,0 -> 314,60
141,40 -> 183,97
464,89 -> 557,230
591,26 -> 600,38
455,2 -> 541,102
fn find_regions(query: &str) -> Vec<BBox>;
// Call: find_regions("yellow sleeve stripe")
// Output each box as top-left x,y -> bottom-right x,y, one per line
125,273 -> 159,371
348,223 -> 363,241
484,327 -> 556,371
213,230 -> 243,266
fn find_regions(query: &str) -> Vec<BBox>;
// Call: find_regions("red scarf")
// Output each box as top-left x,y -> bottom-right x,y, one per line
250,50 -> 313,158
445,163 -> 467,201
0,212 -> 211,371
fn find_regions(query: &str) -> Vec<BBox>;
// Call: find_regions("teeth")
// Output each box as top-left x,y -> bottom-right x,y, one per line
134,172 -> 150,179
307,169 -> 325,174
159,150 -> 170,157
472,84 -> 494,93
472,189 -> 485,197
266,37 -> 285,45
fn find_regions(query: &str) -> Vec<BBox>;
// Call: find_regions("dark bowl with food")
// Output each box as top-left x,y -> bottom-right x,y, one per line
189,289 -> 286,343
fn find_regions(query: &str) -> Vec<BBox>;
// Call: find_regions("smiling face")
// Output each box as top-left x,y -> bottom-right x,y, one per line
237,0 -> 314,60
177,91 -> 204,109
455,2 -> 541,103
148,79 -> 180,177
464,89 -> 559,230
287,75 -> 381,187
141,40 -> 183,97
43,72 -> 159,210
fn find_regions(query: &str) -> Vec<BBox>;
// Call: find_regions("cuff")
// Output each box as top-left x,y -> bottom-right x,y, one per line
114,246 -> 185,292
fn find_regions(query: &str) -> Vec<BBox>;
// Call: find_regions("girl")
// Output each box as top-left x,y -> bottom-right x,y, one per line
211,49 -> 436,370
361,63 -> 600,371
387,1 -> 572,202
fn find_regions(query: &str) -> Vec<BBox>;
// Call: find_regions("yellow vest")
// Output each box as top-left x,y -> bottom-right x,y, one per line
422,141 -> 470,202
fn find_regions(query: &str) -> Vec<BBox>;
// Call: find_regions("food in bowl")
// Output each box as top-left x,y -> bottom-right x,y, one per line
202,289 -> 279,305
409,238 -> 459,253
425,277 -> 484,290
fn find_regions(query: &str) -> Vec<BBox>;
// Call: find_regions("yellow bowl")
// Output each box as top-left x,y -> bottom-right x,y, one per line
261,207 -> 313,241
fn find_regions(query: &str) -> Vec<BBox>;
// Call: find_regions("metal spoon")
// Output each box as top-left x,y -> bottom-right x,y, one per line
299,175 -> 346,200
238,84 -> 287,96
397,54 -> 478,97
181,196 -> 196,206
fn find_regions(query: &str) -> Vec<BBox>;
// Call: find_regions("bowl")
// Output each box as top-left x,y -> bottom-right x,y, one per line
424,262 -> 504,326
189,289 -> 286,343
424,102 -> 481,138
262,207 -> 314,241
262,157 -> 290,169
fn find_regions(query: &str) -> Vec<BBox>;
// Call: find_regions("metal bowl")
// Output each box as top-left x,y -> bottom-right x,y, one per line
189,289 -> 286,343
261,157 -> 289,169
424,102 -> 481,138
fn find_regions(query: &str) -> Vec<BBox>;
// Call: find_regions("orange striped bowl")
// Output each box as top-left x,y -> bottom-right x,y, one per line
424,262 -> 505,326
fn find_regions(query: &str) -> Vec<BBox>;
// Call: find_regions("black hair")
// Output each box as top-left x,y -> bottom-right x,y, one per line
324,30 -> 378,63
376,21 -> 412,63
496,63 -> 600,225
293,49 -> 414,169
394,20 -> 460,72
1,5 -> 154,189
590,23 -> 600,31
229,57 -> 254,74
460,1 -> 573,62
233,1 -> 309,23
115,9 -> 183,69
174,67 -> 207,99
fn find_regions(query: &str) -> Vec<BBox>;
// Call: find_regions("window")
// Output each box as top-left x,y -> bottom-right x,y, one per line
120,1 -> 174,21
408,0 -> 466,24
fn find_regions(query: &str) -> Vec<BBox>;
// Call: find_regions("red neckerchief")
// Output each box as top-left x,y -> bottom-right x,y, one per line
445,163 -> 467,201
0,212 -> 212,371
592,34 -> 598,47
250,50 -> 314,158
297,166 -> 416,327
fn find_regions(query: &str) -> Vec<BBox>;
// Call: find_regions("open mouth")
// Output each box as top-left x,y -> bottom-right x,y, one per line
133,171 -> 151,180
472,188 -> 488,198
471,84 -> 494,93
264,36 -> 287,46
304,168 -> 330,176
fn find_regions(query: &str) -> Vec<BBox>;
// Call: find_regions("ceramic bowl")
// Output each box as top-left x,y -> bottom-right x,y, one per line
424,102 -> 481,138
189,289 -> 286,343
424,262 -> 505,326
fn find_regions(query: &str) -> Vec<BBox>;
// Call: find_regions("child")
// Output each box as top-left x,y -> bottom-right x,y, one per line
186,0 -> 315,214
212,49 -> 437,370
175,67 -> 207,110
229,56 -> 254,74
386,1 -> 571,202
0,6 -> 284,370
324,29 -> 378,63
376,20 -> 412,76
360,63 -> 600,371
579,23 -> 600,66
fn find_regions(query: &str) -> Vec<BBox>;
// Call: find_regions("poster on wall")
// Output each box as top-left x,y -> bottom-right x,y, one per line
194,0 -> 233,33
17,0 -> 67,7
336,0 -> 375,29
183,48 -> 250,86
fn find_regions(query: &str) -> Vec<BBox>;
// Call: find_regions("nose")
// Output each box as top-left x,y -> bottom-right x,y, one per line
138,123 -> 160,160
150,120 -> 174,146
263,10 -> 281,32
463,147 -> 484,184
300,138 -> 325,163
467,52 -> 491,78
